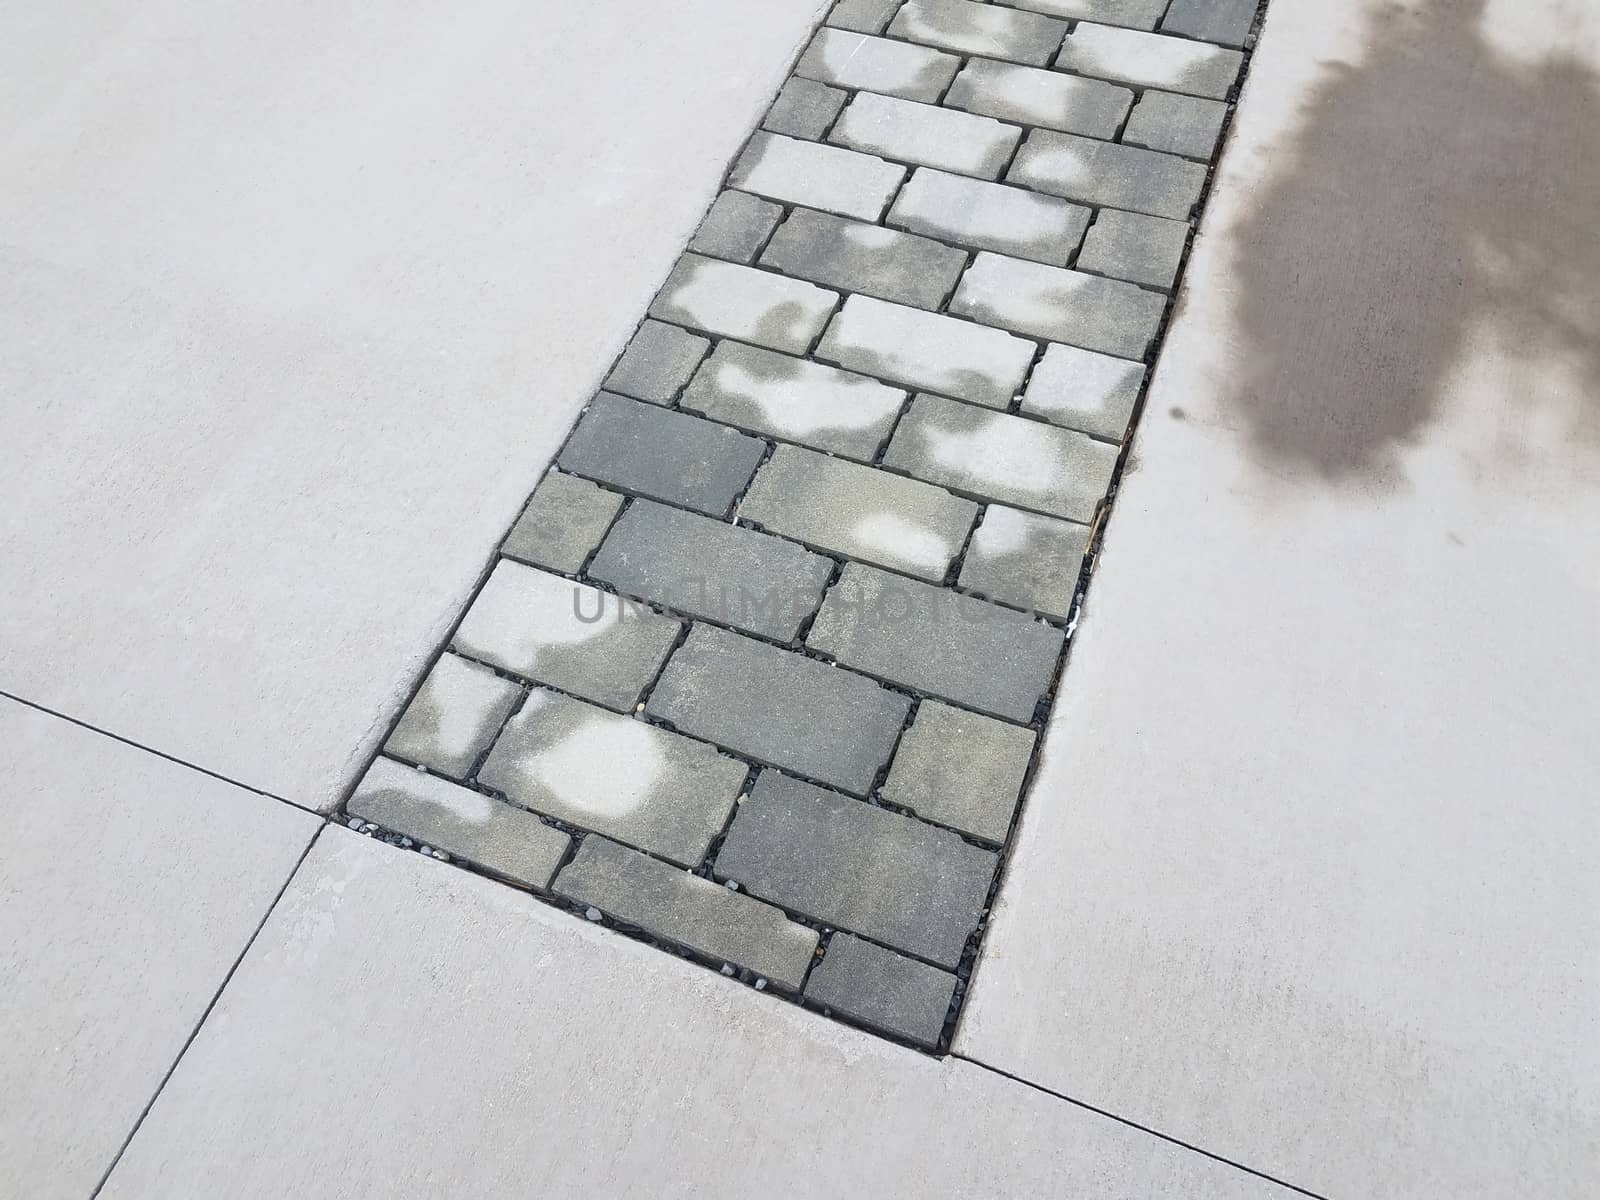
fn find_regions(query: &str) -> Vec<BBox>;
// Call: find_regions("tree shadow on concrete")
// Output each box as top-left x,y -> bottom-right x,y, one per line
1228,0 -> 1600,483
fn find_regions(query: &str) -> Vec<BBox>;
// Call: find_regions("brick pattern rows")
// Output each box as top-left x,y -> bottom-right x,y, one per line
344,0 -> 1263,1053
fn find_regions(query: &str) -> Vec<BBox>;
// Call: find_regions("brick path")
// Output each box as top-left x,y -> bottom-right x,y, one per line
345,0 -> 1260,1051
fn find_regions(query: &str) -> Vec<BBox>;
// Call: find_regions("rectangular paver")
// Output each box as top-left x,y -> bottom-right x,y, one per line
680,340 -> 906,462
950,251 -> 1166,359
740,443 -> 978,582
1008,129 -> 1208,220
558,392 -> 766,516
1123,89 -> 1230,159
806,932 -> 959,1048
881,699 -> 1037,844
889,0 -> 1066,67
1161,0 -> 1257,48
764,77 -> 849,140
759,207 -> 967,310
946,59 -> 1131,140
806,561 -> 1064,722
1021,341 -> 1146,440
831,93 -> 1019,179
554,836 -> 819,990
958,503 -> 1089,621
715,771 -> 998,967
502,471 -> 624,574
349,757 -> 571,890
730,132 -> 906,221
827,0 -> 904,34
479,688 -> 746,867
884,392 -> 1119,521
796,28 -> 960,102
887,168 -> 1089,267
1006,0 -> 1168,27
689,190 -> 783,263
1078,208 -> 1191,290
816,294 -> 1035,408
587,499 -> 834,643
1055,22 -> 1243,99
650,253 -> 839,354
452,560 -> 681,711
603,319 -> 710,404
385,652 -> 523,778
646,623 -> 910,796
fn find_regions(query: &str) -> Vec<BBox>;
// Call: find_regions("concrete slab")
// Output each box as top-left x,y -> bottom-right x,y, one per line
0,698 -> 318,1199
957,2 -> 1600,1197
0,0 -> 825,811
102,828 -> 1293,1199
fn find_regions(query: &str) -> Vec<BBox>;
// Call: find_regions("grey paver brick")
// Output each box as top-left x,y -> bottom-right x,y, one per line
887,168 -> 1089,267
479,688 -> 745,867
830,92 -> 1020,180
827,0 -> 904,34
349,757 -> 571,890
1020,341 -> 1146,439
1077,208 -> 1190,290
889,0 -> 1066,68
957,504 -> 1089,621
806,933 -> 957,1047
764,77 -> 849,141
1008,129 -> 1207,220
796,28 -> 959,103
740,444 -> 978,582
730,132 -> 906,222
680,341 -> 904,462
452,560 -> 681,711
715,771 -> 997,967
502,470 -> 624,574
650,253 -> 839,355
558,392 -> 766,517
1003,0 -> 1168,28
555,836 -> 819,991
806,561 -> 1063,722
587,499 -> 833,643
1055,22 -> 1243,99
603,319 -> 710,405
950,251 -> 1166,359
882,699 -> 1037,843
646,624 -> 909,796
883,392 -> 1119,521
1122,89 -> 1230,159
385,653 -> 522,778
759,208 -> 967,310
816,294 -> 1035,409
1161,0 -> 1257,48
689,191 -> 783,264
946,58 -> 1131,140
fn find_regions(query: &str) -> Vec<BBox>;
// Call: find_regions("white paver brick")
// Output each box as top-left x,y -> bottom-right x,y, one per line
796,28 -> 960,103
731,131 -> 906,221
1002,0 -> 1167,28
888,168 -> 1089,267
650,253 -> 839,355
384,652 -> 523,778
946,59 -> 1132,140
950,251 -> 1166,360
831,92 -> 1020,179
1021,342 -> 1146,439
890,0 -> 1066,67
1055,22 -> 1243,99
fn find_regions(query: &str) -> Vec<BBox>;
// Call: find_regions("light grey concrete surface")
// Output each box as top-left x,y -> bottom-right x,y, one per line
0,698 -> 318,1199
102,828 -> 1294,1199
0,0 -> 826,812
957,2 -> 1600,1197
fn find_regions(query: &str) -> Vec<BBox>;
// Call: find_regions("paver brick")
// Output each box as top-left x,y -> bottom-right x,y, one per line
887,168 -> 1089,267
946,59 -> 1131,140
1020,341 -> 1146,439
730,132 -> 906,222
796,28 -> 959,103
555,836 -> 819,991
479,688 -> 745,867
452,560 -> 681,711
1162,0 -> 1257,48
816,295 -> 1035,409
740,444 -> 978,582
689,191 -> 783,264
950,251 -> 1166,359
764,77 -> 849,141
1077,208 -> 1190,290
502,470 -> 624,574
831,92 -> 1019,180
958,503 -> 1088,621
587,499 -> 833,643
1122,89 -> 1230,159
680,340 -> 906,462
603,319 -> 710,405
806,561 -> 1063,722
1008,129 -> 1207,220
883,392 -> 1119,521
1055,21 -> 1243,99
349,757 -> 571,890
827,0 -> 904,34
1003,0 -> 1168,28
889,0 -> 1066,68
385,653 -> 522,778
882,699 -> 1037,843
650,253 -> 838,355
759,208 -> 966,310
714,771 -> 997,967
558,392 -> 765,517
647,624 -> 909,796
806,933 -> 957,1048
